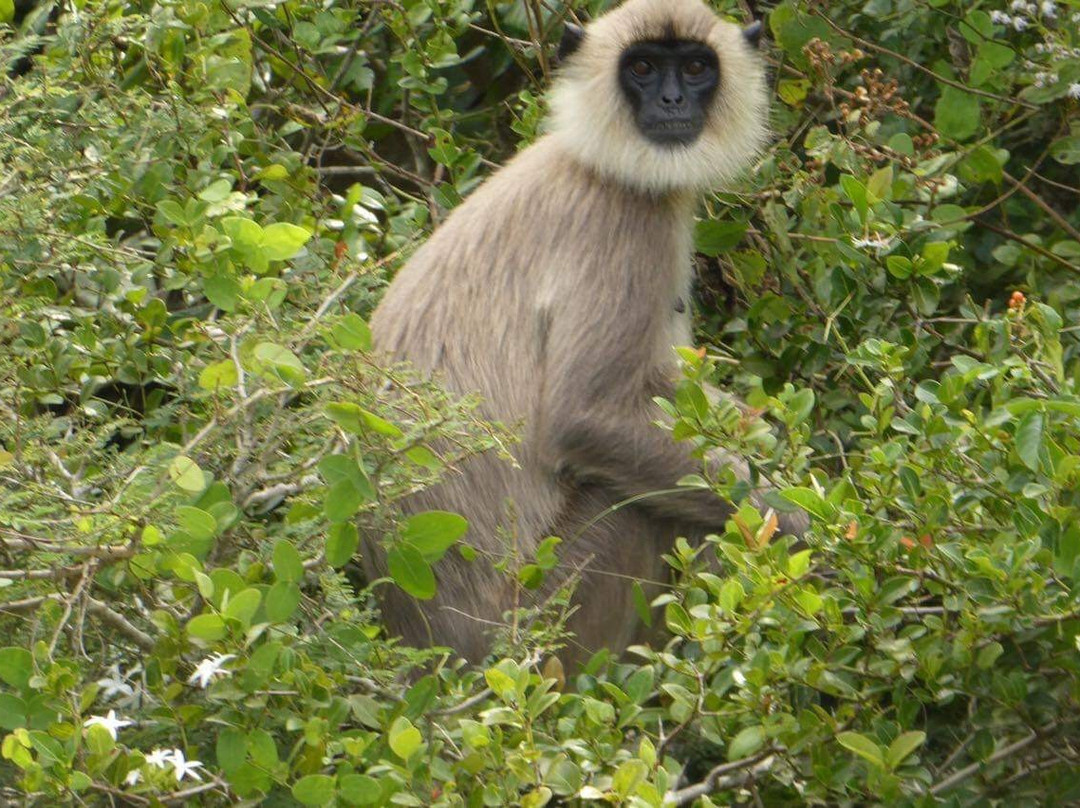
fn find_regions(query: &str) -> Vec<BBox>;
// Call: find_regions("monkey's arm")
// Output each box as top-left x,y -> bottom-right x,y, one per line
552,406 -> 779,528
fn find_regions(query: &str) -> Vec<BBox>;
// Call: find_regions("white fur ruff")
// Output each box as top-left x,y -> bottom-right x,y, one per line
547,0 -> 769,194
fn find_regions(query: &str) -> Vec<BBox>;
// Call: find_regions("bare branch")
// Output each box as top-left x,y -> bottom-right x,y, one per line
666,753 -> 776,805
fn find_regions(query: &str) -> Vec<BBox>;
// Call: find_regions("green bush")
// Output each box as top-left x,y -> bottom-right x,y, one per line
1,0 -> 1079,804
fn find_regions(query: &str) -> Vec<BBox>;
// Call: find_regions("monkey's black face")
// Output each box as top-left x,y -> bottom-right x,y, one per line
618,40 -> 720,147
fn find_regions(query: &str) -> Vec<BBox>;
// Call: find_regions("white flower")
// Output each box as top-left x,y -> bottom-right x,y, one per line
1013,16 -> 1029,30
990,10 -> 1012,23
124,769 -> 142,786
1040,1 -> 1056,17
1068,83 -> 1080,100
144,748 -> 174,768
83,710 -> 133,740
96,664 -> 136,700
852,235 -> 895,254
732,669 -> 747,686
187,653 -> 236,689
167,748 -> 205,782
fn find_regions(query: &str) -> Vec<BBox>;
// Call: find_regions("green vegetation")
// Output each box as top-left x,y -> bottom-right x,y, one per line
2,0 -> 1080,804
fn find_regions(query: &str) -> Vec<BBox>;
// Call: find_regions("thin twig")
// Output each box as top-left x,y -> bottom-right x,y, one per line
929,726 -> 1051,795
666,753 -> 776,805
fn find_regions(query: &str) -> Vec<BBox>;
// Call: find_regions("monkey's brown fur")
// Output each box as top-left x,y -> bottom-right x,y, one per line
364,0 -> 801,665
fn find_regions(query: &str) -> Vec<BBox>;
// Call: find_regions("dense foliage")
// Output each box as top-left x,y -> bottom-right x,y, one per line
2,0 -> 1080,804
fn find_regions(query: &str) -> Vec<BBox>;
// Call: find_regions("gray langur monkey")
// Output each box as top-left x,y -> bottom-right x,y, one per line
363,0 -> 804,665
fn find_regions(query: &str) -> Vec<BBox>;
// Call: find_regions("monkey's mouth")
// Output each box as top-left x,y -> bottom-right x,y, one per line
641,120 -> 702,147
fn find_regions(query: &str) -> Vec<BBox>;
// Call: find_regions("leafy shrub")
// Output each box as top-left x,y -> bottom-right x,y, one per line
1,0 -> 1079,805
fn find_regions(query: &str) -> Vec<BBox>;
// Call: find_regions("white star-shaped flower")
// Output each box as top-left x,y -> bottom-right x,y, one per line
1040,1 -> 1056,17
990,10 -> 1011,23
1013,16 -> 1029,29
96,664 -> 136,700
1068,83 -> 1080,100
124,769 -> 142,786
167,748 -> 205,782
144,748 -> 173,768
83,710 -> 133,740
187,653 -> 236,689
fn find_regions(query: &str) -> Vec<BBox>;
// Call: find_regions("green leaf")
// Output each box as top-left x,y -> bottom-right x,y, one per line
885,731 -> 926,770
325,403 -> 403,437
28,731 -> 66,766
292,774 -> 335,806
1016,411 -> 1044,472
521,787 -> 554,808
324,479 -> 365,522
718,579 -> 743,613
612,759 -> 647,798
204,272 -> 241,312
840,175 -> 868,223
728,725 -> 766,760
176,506 -> 217,542
1050,135 -> 1080,166
169,455 -> 208,492
402,511 -> 468,562
0,0 -> 13,23
977,641 -> 1004,670
960,145 -> 1003,184
332,314 -> 373,351
959,9 -> 993,43
221,216 -> 264,264
866,165 -> 893,202
199,179 -> 234,202
779,487 -> 830,520
912,278 -> 940,316
262,222 -> 312,261
326,523 -> 359,568
199,360 -> 239,391
338,774 -> 382,806
0,648 -> 33,690
318,455 -> 376,501
187,614 -> 227,641
272,539 -> 304,583
216,728 -> 248,774
254,342 -> 306,385
84,724 -> 115,756
886,256 -> 913,279
156,199 -> 188,226
387,544 -> 436,599
664,602 -> 692,635
0,695 -> 26,730
934,86 -> 981,141
359,409 -> 403,437
388,717 -> 423,760
837,731 -> 886,769
325,402 -> 366,434
224,588 -> 262,628
517,564 -> 543,589
631,580 -> 652,628
694,220 -> 748,256
265,581 -> 301,622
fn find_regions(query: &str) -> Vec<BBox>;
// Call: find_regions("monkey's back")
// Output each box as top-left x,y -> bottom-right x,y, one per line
366,136 -> 696,660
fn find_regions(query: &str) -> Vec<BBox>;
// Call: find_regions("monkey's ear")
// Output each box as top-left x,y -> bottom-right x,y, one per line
742,20 -> 763,48
558,22 -> 585,61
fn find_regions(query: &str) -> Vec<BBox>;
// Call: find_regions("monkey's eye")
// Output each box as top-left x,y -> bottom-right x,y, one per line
683,59 -> 707,77
630,59 -> 654,77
